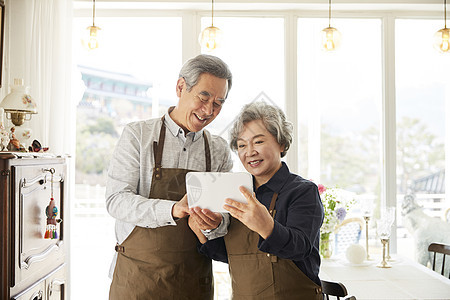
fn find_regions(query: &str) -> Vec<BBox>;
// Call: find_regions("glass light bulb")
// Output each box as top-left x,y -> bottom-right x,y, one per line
321,27 -> 342,51
88,37 -> 99,50
85,25 -> 101,50
433,28 -> 450,53
199,26 -> 223,51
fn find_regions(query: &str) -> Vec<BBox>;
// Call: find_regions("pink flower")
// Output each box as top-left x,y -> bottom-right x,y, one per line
318,184 -> 327,195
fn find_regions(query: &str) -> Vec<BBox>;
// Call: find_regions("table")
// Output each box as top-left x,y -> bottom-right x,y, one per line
319,255 -> 450,299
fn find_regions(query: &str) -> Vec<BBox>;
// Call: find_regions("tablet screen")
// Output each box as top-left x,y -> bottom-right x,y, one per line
186,172 -> 253,212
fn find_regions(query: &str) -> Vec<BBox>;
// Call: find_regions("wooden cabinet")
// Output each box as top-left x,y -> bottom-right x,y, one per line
0,153 -> 68,300
11,264 -> 65,300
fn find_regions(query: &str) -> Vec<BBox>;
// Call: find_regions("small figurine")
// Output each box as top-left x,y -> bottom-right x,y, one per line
8,127 -> 26,151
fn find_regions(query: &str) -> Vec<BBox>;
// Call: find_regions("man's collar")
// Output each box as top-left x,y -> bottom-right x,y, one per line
164,107 -> 204,141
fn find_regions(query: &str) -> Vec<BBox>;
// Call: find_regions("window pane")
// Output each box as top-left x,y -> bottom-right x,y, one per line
72,17 -> 181,300
298,18 -> 382,254
298,18 -> 382,193
201,17 -> 284,297
201,17 -> 285,143
395,19 -> 449,262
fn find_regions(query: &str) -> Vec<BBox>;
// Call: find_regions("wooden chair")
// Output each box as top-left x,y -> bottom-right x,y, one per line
428,242 -> 450,279
444,207 -> 450,223
334,217 -> 365,255
321,280 -> 357,300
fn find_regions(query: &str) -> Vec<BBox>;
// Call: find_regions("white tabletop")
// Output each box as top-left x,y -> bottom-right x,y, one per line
319,255 -> 450,299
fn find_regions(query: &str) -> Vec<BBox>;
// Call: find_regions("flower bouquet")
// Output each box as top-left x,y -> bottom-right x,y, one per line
318,184 -> 355,258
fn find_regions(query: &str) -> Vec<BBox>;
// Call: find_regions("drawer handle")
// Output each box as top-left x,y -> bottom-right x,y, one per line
30,290 -> 43,300
48,278 -> 65,297
21,241 -> 63,269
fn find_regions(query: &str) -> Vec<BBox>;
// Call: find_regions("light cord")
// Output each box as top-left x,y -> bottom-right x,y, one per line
212,0 -> 215,27
445,0 -> 447,29
328,0 -> 331,27
92,0 -> 96,26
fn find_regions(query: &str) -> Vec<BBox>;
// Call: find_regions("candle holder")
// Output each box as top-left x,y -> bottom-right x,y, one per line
361,198 -> 374,261
376,218 -> 392,268
363,215 -> 371,260
377,238 -> 391,268
383,207 -> 396,261
386,239 -> 392,261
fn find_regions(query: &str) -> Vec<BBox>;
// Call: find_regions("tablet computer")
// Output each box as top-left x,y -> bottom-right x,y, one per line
186,172 -> 253,213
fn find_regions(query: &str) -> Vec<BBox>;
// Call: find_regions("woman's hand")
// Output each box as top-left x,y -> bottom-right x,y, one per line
224,186 -> 274,239
189,207 -> 223,230
188,215 -> 207,244
188,207 -> 223,244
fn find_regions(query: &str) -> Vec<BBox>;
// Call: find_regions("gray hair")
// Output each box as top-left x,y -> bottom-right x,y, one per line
229,102 -> 293,157
179,54 -> 232,99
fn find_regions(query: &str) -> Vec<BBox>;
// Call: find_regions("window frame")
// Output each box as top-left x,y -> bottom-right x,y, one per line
73,4 -> 447,255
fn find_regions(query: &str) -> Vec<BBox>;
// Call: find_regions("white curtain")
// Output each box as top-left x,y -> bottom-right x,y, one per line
24,0 -> 74,155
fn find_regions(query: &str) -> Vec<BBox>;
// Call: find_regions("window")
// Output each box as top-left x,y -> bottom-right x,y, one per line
72,16 -> 181,300
297,18 -> 382,231
201,16 -> 285,173
395,19 -> 450,260
70,5 -> 450,299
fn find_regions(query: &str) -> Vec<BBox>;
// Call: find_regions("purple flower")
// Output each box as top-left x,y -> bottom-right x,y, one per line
336,207 -> 347,221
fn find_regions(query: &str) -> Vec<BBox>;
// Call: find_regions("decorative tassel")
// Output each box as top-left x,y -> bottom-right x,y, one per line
44,169 -> 59,240
44,197 -> 59,239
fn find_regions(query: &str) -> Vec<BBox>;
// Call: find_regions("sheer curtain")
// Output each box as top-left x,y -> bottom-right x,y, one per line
24,0 -> 74,155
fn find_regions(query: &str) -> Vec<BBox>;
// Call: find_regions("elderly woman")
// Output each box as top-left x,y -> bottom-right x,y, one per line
189,102 -> 324,299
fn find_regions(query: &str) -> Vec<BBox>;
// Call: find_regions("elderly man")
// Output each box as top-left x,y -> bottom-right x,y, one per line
106,54 -> 233,299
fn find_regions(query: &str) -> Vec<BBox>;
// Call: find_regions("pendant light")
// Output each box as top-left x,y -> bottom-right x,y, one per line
433,0 -> 450,53
321,0 -> 341,51
85,0 -> 101,50
199,0 -> 223,52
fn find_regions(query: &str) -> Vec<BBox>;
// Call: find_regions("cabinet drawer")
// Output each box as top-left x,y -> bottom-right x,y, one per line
11,280 -> 45,300
10,264 -> 66,300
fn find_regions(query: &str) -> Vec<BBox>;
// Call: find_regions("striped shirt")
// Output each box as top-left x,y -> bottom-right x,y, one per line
106,109 -> 233,277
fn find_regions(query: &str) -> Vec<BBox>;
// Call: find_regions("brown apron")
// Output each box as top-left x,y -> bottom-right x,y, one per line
224,193 -> 323,300
110,114 -> 213,300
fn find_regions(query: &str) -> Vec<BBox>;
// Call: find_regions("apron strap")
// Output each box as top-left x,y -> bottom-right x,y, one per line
154,107 -> 212,179
268,192 -> 278,217
269,192 -> 279,262
203,132 -> 211,172
153,114 -> 167,179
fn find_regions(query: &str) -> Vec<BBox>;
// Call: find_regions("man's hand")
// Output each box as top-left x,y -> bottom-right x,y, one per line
172,194 -> 190,219
189,207 -> 223,231
224,186 -> 274,239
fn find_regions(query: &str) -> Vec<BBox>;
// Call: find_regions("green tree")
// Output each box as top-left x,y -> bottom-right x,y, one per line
319,117 -> 444,195
396,116 -> 444,193
320,124 -> 380,193
76,114 -> 119,184
86,117 -> 118,137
